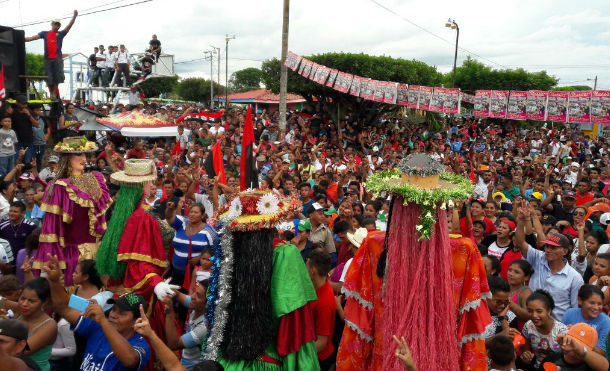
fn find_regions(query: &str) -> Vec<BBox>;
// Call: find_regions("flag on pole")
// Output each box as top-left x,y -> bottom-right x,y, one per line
240,104 -> 258,190
204,140 -> 227,184
0,65 -> 5,103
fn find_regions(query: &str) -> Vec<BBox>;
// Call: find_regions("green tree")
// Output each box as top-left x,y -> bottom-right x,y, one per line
230,67 -> 263,92
138,75 -> 179,98
261,52 -> 443,124
449,57 -> 558,92
25,53 -> 45,76
176,77 -> 225,103
551,85 -> 592,91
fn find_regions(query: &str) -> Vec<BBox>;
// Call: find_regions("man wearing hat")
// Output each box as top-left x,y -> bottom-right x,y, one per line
515,221 -> 583,320
43,256 -> 151,371
25,10 -> 78,99
38,155 -> 59,182
541,323 -> 609,370
0,319 -> 35,371
543,190 -> 577,225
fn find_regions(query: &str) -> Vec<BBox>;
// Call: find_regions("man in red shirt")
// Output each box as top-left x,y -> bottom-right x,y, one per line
25,10 -> 78,98
575,180 -> 594,206
307,249 -> 336,370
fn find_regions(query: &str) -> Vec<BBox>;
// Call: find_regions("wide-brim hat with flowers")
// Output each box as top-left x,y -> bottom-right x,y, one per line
214,189 -> 301,231
53,136 -> 98,154
110,159 -> 157,186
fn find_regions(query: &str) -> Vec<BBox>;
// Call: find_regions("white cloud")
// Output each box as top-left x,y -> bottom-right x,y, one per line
2,0 -> 609,89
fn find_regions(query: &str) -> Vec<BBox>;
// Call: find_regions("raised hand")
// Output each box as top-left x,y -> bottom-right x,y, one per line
134,304 -> 154,338
393,335 -> 416,371
42,254 -> 61,282
20,256 -> 35,274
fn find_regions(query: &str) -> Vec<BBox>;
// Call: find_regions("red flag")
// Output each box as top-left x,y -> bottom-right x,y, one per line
170,140 -> 182,156
0,65 -> 5,101
204,141 -> 226,184
240,105 -> 258,190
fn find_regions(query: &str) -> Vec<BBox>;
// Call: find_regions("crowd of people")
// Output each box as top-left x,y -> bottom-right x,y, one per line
1,92 -> 610,371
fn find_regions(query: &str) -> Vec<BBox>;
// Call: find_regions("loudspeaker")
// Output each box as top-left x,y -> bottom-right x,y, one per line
0,25 -> 26,95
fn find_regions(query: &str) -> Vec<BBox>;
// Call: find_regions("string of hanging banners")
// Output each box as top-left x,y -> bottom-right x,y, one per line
284,51 -> 610,124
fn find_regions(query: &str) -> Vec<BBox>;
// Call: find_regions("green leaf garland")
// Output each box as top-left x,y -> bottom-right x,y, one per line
365,170 -> 473,240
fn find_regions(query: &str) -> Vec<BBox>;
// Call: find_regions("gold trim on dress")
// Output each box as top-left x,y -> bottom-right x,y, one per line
116,253 -> 168,268
124,273 -> 159,293
39,233 -> 66,247
78,242 -> 100,260
40,203 -> 73,223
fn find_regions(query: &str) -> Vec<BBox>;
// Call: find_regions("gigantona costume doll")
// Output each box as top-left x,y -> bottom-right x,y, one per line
34,136 -> 111,285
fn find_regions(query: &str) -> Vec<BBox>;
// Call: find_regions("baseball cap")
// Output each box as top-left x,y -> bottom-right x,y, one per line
47,155 -> 59,163
600,212 -> 610,226
566,323 -> 597,351
297,219 -> 311,232
51,19 -> 61,25
531,192 -> 543,201
562,190 -> 576,199
307,202 -> 324,215
571,162 -> 580,168
540,215 -> 558,225
324,207 -> 337,216
541,232 -> 570,249
107,293 -> 147,319
19,172 -> 34,180
0,319 -> 30,350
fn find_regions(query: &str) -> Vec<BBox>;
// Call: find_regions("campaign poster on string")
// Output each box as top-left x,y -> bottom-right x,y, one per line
592,91 -> 610,124
319,67 -> 331,85
568,91 -> 592,123
489,90 -> 508,118
547,91 -> 569,123
359,79 -> 374,100
461,93 -> 475,104
326,69 -> 338,87
340,74 -> 354,94
349,76 -> 362,97
443,88 -> 460,114
384,82 -> 398,104
474,90 -> 491,117
419,86 -> 433,111
526,90 -> 548,121
298,58 -> 309,76
396,83 -> 409,106
373,81 -> 386,102
302,61 -> 313,78
429,87 -> 445,112
310,64 -> 321,83
333,72 -> 345,93
406,85 -> 420,109
507,91 -> 527,120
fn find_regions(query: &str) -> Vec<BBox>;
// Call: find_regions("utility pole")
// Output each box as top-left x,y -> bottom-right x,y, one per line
445,18 -> 459,88
205,50 -> 213,109
225,35 -> 236,108
279,0 -> 290,129
210,45 -> 221,108
587,76 -> 598,90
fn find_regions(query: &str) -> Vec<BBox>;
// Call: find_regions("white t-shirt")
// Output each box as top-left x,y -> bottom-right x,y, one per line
116,51 -> 130,64
95,53 -> 105,68
487,242 -> 510,259
210,126 -> 225,136
340,258 -> 353,283
530,139 -> 543,151
105,52 -> 116,69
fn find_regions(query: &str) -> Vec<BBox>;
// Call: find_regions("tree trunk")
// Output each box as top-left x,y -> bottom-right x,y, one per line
278,0 -> 290,129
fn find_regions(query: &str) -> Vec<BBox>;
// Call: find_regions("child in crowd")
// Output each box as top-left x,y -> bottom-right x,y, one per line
562,285 -> 610,354
0,115 -> 17,177
487,335 -> 520,371
588,253 -> 610,306
483,276 -> 519,344
520,290 -> 568,369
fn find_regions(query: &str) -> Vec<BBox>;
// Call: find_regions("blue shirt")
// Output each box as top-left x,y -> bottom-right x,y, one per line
71,316 -> 150,371
450,141 -> 463,153
562,308 -> 610,351
170,215 -> 218,275
526,247 -> 584,320
37,30 -> 67,59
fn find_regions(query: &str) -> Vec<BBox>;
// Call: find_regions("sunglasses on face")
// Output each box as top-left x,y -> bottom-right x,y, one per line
491,299 -> 510,306
574,212 -> 586,216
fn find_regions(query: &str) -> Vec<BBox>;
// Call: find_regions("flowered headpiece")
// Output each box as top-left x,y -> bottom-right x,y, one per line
214,189 -> 301,231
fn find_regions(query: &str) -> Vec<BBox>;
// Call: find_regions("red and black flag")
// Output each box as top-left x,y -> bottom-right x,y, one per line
240,104 -> 258,190
204,140 -> 227,184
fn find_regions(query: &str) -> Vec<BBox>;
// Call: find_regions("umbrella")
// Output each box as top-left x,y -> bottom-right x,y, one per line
96,110 -> 173,131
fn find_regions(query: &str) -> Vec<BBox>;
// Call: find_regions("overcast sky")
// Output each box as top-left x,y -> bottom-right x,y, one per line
3,0 -> 609,89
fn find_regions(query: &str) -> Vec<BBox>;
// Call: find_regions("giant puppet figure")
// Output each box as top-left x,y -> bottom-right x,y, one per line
95,159 -> 178,339
34,136 -> 111,285
203,189 -> 320,371
337,154 -> 491,371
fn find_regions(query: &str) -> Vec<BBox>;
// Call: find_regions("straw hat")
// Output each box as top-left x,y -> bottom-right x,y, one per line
214,189 -> 301,231
53,136 -> 98,154
347,227 -> 368,248
110,159 -> 157,185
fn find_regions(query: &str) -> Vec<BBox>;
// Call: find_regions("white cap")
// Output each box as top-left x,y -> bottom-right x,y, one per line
571,162 -> 580,168
601,212 -> 610,226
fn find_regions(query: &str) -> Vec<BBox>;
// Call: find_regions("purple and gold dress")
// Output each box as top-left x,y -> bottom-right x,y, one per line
33,171 -> 111,285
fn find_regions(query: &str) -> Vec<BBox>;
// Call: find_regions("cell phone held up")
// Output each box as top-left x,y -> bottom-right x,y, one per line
68,294 -> 91,313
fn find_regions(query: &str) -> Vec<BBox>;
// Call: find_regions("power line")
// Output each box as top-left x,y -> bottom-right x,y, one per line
11,0 -> 153,28
14,0 -> 135,27
367,0 -> 507,68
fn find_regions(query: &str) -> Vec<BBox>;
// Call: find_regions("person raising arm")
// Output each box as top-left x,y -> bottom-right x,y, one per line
42,254 -> 150,371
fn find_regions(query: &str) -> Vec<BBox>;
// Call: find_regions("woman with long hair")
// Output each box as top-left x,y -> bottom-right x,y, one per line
506,259 -> 534,330
562,284 -> 610,355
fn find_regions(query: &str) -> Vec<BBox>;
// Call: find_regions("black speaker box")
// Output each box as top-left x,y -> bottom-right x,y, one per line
0,25 -> 26,95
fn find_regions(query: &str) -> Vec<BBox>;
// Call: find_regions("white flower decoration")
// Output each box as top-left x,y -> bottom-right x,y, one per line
225,197 -> 243,221
415,224 -> 423,231
256,193 -> 280,215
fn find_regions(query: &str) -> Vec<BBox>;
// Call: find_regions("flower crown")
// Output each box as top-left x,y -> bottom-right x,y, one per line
214,189 -> 301,231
